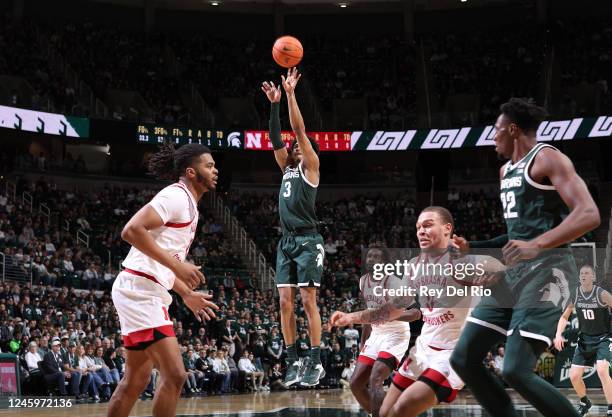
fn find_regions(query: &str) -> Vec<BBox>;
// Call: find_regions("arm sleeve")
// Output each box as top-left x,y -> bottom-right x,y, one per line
469,234 -> 509,248
269,103 -> 284,150
148,187 -> 187,225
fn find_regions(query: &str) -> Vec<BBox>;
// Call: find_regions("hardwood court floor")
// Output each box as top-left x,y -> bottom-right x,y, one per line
0,388 -> 608,417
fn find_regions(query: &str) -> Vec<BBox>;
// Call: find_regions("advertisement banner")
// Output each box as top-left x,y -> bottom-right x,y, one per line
136,124 -> 243,149
0,105 -> 89,138
244,130 -> 351,151
350,116 -> 612,150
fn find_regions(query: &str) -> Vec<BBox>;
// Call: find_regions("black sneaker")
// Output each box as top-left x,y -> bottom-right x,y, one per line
577,401 -> 592,417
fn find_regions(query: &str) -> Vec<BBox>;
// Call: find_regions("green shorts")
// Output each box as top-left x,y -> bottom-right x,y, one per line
572,333 -> 612,367
275,233 -> 324,288
467,254 -> 578,346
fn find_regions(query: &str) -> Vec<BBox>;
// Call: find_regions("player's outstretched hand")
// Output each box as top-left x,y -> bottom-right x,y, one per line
281,67 -> 301,96
450,234 -> 469,253
502,239 -> 540,266
173,262 -> 205,289
261,81 -> 281,103
553,334 -> 565,351
183,291 -> 219,322
330,311 -> 351,327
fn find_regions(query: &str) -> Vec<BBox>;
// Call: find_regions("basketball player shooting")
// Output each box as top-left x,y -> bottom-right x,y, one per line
449,98 -> 601,417
260,67 -> 326,388
108,143 -> 219,417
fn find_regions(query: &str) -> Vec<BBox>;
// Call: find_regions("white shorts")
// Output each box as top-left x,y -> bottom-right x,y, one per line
358,330 -> 410,368
112,271 -> 175,349
392,336 -> 463,403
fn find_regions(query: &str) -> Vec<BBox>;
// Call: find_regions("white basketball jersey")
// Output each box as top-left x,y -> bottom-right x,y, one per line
360,273 -> 412,335
407,251 -> 476,350
122,182 -> 198,290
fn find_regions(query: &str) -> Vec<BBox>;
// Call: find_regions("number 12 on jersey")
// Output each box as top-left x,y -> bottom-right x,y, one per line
501,191 -> 518,219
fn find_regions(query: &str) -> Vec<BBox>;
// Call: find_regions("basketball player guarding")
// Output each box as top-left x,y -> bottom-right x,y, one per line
449,98 -> 601,417
331,207 -> 504,417
351,246 -> 421,417
554,264 -> 612,416
108,143 -> 219,417
261,67 -> 325,387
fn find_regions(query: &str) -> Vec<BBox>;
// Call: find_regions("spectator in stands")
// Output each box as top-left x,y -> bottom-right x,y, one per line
340,358 -> 356,389
328,342 -> 345,388
343,323 -> 359,348
295,329 -> 310,359
266,327 -> 283,367
493,345 -> 505,374
182,346 -> 201,394
226,350 -> 242,393
212,349 -> 231,394
83,263 -> 102,290
24,341 -> 42,372
101,347 -> 121,385
40,339 -> 83,401
238,350 -> 264,391
113,347 -> 125,377
87,345 -> 114,388
8,330 -> 22,354
76,344 -> 109,402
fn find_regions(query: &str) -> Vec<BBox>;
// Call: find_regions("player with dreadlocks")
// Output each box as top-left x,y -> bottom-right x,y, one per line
108,143 -> 219,417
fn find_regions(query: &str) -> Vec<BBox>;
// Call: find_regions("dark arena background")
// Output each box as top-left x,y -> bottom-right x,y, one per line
0,0 -> 612,416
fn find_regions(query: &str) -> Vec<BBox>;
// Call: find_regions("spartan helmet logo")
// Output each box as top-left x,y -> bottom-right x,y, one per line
539,268 -> 571,307
228,131 -> 242,148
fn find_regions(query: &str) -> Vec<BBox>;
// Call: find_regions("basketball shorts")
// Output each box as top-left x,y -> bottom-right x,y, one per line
468,254 -> 578,346
112,270 -> 175,350
572,333 -> 612,367
358,329 -> 411,369
392,336 -> 463,403
275,233 -> 324,288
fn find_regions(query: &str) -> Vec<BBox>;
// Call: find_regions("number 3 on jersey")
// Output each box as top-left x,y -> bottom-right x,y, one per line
283,182 -> 291,198
501,191 -> 518,219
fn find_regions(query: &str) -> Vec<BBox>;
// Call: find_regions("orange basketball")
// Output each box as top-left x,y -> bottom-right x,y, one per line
272,36 -> 303,68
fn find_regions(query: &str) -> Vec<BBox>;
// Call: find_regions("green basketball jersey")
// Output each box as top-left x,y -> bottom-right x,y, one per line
574,285 -> 611,336
499,143 -> 569,242
278,162 -> 318,233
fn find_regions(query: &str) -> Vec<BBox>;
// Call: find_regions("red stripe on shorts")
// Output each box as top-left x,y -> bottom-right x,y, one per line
123,325 -> 175,348
357,355 -> 376,367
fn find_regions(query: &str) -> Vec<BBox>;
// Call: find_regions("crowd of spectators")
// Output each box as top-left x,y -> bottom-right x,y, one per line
0,15 -> 77,115
0,176 -> 246,288
424,23 -> 545,124
4,11 -> 608,130
555,17 -> 612,117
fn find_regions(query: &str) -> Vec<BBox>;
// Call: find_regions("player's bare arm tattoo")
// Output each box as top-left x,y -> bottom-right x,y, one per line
352,296 -> 410,325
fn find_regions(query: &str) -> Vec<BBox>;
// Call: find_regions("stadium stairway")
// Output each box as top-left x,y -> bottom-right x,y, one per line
204,192 -> 275,292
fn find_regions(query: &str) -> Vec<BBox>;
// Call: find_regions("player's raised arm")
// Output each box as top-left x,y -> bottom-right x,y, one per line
330,295 -> 413,327
503,149 -> 600,263
261,81 -> 288,172
121,205 -> 203,289
281,67 -> 320,176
